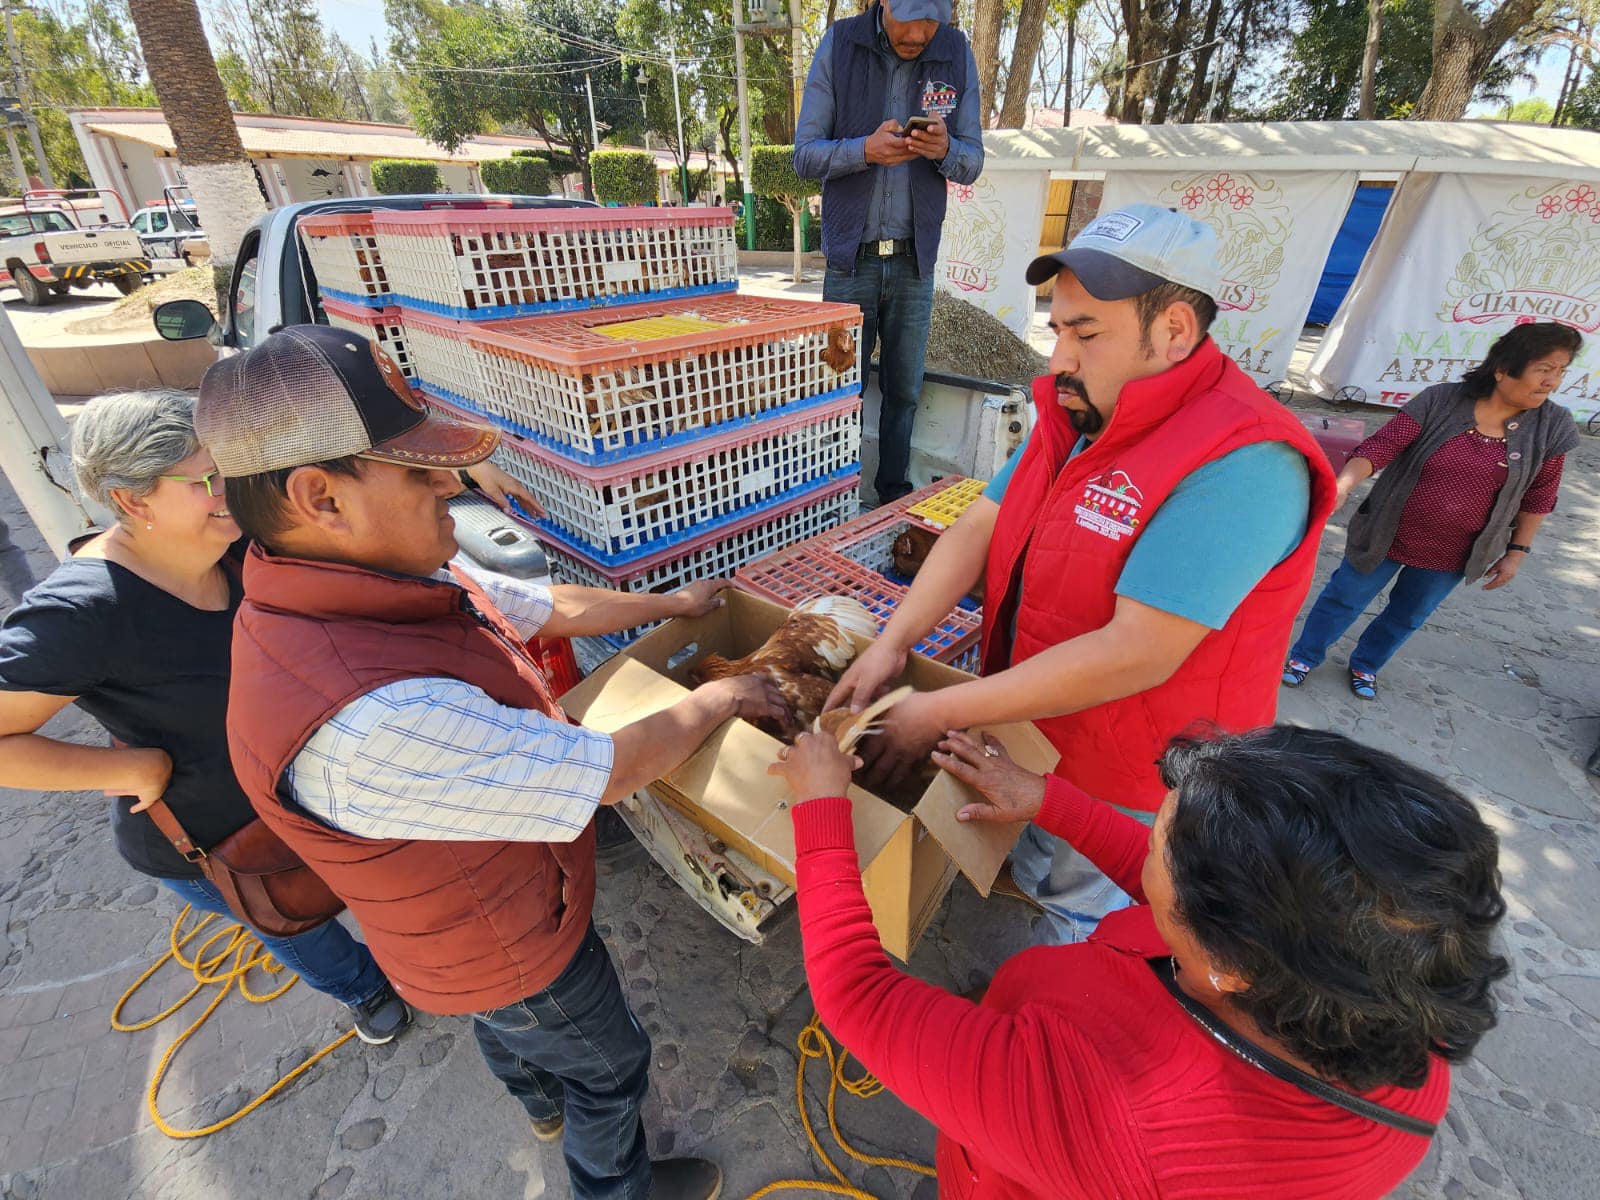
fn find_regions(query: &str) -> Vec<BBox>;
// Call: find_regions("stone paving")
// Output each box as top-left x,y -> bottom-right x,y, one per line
1,395 -> 1598,1200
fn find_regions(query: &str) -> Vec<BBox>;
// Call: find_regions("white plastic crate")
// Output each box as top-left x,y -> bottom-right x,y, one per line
542,475 -> 860,646
463,295 -> 863,465
486,392 -> 862,565
321,297 -> 414,378
404,310 -> 485,403
371,207 -> 738,319
298,213 -> 391,307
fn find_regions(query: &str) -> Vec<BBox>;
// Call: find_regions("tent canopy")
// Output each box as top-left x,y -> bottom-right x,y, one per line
983,120 -> 1600,181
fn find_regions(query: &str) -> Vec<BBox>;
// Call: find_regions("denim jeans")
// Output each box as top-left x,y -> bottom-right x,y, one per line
473,923 -> 651,1200
1010,807 -> 1158,946
824,253 -> 936,503
1289,557 -> 1462,675
160,877 -> 388,1008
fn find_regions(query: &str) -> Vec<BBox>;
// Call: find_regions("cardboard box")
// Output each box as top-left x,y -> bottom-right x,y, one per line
561,590 -> 1060,960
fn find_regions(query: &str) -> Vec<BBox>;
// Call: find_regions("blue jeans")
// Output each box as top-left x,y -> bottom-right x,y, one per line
1011,807 -> 1157,945
1289,557 -> 1462,675
473,923 -> 651,1200
160,877 -> 388,1008
824,253 -> 936,502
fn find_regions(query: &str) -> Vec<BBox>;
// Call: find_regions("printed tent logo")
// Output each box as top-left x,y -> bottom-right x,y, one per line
1441,182 -> 1600,334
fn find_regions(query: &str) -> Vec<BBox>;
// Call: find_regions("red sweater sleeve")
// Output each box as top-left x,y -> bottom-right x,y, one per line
789,796 -> 1150,1197
1035,773 -> 1154,902
1519,453 -> 1565,514
1351,411 -> 1422,472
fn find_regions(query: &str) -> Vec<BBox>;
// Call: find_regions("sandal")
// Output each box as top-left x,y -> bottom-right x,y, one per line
1349,669 -> 1378,700
1281,659 -> 1312,688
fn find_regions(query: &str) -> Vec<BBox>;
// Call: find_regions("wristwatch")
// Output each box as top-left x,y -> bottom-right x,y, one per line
1507,543 -> 1533,554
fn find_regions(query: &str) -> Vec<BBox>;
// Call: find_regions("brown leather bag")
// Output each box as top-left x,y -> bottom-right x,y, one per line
145,800 -> 345,938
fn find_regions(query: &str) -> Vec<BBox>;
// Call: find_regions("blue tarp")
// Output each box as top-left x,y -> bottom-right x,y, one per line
1307,185 -> 1392,325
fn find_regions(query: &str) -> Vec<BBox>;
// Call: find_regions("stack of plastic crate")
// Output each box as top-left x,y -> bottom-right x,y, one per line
350,205 -> 865,646
736,476 -> 988,671
299,213 -> 415,379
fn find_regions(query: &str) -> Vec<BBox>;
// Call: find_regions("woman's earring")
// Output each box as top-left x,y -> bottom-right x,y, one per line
1208,973 -> 1223,991
145,523 -> 153,531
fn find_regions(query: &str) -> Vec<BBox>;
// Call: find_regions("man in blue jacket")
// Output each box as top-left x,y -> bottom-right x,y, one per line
795,0 -> 983,504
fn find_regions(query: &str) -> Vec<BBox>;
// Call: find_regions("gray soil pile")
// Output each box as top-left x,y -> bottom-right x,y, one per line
924,290 -> 1045,385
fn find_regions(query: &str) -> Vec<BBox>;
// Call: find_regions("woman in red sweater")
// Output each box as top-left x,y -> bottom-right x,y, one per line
769,724 -> 1507,1199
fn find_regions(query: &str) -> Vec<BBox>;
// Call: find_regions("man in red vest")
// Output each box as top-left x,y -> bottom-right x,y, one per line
197,326 -> 783,1200
828,204 -> 1337,942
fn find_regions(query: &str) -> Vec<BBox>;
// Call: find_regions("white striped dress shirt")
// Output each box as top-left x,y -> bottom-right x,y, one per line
285,560 -> 612,842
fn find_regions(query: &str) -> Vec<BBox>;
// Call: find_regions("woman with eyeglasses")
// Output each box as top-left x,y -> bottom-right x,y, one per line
1283,321 -> 1582,700
0,389 -> 539,1044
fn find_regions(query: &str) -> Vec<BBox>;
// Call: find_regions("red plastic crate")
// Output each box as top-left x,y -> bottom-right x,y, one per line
371,207 -> 738,319
320,296 -> 413,378
735,545 -> 980,668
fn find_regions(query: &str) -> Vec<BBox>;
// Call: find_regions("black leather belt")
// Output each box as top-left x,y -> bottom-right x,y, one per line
857,238 -> 915,258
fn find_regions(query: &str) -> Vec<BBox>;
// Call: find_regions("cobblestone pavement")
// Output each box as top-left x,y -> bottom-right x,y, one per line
2,403 -> 1598,1200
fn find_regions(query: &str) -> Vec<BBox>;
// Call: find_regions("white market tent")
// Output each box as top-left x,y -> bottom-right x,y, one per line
941,121 -> 1600,418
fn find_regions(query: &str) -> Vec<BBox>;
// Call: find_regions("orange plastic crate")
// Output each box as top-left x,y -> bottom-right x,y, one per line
735,545 -> 980,669
298,212 -> 391,306
320,296 -> 413,378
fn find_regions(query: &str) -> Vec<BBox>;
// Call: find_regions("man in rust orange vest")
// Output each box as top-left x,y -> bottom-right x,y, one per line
196,326 -> 783,1200
828,205 -> 1337,943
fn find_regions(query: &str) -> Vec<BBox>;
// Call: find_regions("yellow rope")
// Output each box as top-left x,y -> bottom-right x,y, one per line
111,904 -> 356,1139
744,1013 -> 936,1200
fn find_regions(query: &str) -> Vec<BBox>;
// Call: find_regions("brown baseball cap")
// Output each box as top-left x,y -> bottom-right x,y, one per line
195,324 -> 499,478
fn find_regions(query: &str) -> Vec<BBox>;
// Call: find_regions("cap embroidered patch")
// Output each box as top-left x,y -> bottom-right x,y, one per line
1084,212 -> 1144,243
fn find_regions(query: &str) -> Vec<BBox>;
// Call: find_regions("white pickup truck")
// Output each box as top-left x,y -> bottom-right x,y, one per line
0,190 -> 149,306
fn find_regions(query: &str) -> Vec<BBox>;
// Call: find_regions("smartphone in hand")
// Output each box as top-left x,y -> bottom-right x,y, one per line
899,116 -> 934,136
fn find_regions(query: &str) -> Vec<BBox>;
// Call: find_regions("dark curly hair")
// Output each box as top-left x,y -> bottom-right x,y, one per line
1160,725 -> 1508,1092
1460,321 -> 1583,399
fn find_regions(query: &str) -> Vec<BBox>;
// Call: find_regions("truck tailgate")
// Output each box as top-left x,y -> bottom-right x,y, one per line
43,227 -> 143,264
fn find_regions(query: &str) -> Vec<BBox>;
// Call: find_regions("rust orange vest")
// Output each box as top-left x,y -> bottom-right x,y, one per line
227,545 -> 596,1015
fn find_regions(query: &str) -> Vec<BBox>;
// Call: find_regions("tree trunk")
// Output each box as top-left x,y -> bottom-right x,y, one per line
1412,0 -> 1544,120
127,0 -> 266,280
1180,0 -> 1225,122
790,200 -> 804,283
1064,16 -> 1076,111
997,0 -> 1049,127
1118,0 -> 1154,123
970,0 -> 1005,126
1150,0 -> 1194,123
1358,0 -> 1383,119
1211,0 -> 1254,119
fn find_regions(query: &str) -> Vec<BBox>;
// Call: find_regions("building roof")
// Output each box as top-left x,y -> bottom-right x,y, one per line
70,107 -> 562,164
984,120 -> 1600,180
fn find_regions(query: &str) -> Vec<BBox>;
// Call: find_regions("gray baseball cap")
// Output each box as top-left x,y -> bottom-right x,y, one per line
1026,203 -> 1222,302
885,0 -> 951,22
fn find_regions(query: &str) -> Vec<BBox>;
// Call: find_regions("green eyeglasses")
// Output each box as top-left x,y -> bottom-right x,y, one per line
159,468 -> 223,497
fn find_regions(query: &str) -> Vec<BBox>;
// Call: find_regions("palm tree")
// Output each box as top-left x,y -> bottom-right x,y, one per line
126,0 -> 266,292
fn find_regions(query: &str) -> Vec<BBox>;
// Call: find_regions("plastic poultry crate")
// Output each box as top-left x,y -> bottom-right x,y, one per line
735,546 -> 981,667
457,294 -> 864,466
298,212 -> 391,307
403,309 -> 487,407
903,476 -> 986,530
371,207 -> 739,319
320,297 -> 414,378
829,509 -> 983,613
425,387 -> 862,565
541,474 -> 860,647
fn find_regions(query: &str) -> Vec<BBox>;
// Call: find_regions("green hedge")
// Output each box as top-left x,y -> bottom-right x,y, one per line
370,158 -> 443,195
590,149 -> 658,206
482,156 -> 552,195
735,195 -> 820,252
750,145 -> 820,204
520,146 -> 579,177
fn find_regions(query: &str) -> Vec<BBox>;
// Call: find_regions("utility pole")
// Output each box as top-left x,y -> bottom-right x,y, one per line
666,0 -> 691,203
3,2 -> 54,189
732,0 -> 755,245
584,72 -> 601,150
0,304 -> 101,557
789,0 -> 803,137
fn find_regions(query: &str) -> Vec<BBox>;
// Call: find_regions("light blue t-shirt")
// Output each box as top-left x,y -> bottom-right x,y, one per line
982,433 -> 1311,630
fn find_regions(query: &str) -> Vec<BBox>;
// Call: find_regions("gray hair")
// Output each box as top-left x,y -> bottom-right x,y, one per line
71,389 -> 200,519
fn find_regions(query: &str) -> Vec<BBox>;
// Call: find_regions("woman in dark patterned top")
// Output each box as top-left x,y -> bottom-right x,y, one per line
1283,322 -> 1582,700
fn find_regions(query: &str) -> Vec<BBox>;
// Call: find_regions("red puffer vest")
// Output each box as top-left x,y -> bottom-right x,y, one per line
227,545 -> 596,1015
981,339 -> 1336,810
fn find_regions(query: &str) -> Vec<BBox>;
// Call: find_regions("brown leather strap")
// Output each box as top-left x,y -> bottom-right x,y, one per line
142,798 -> 206,864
